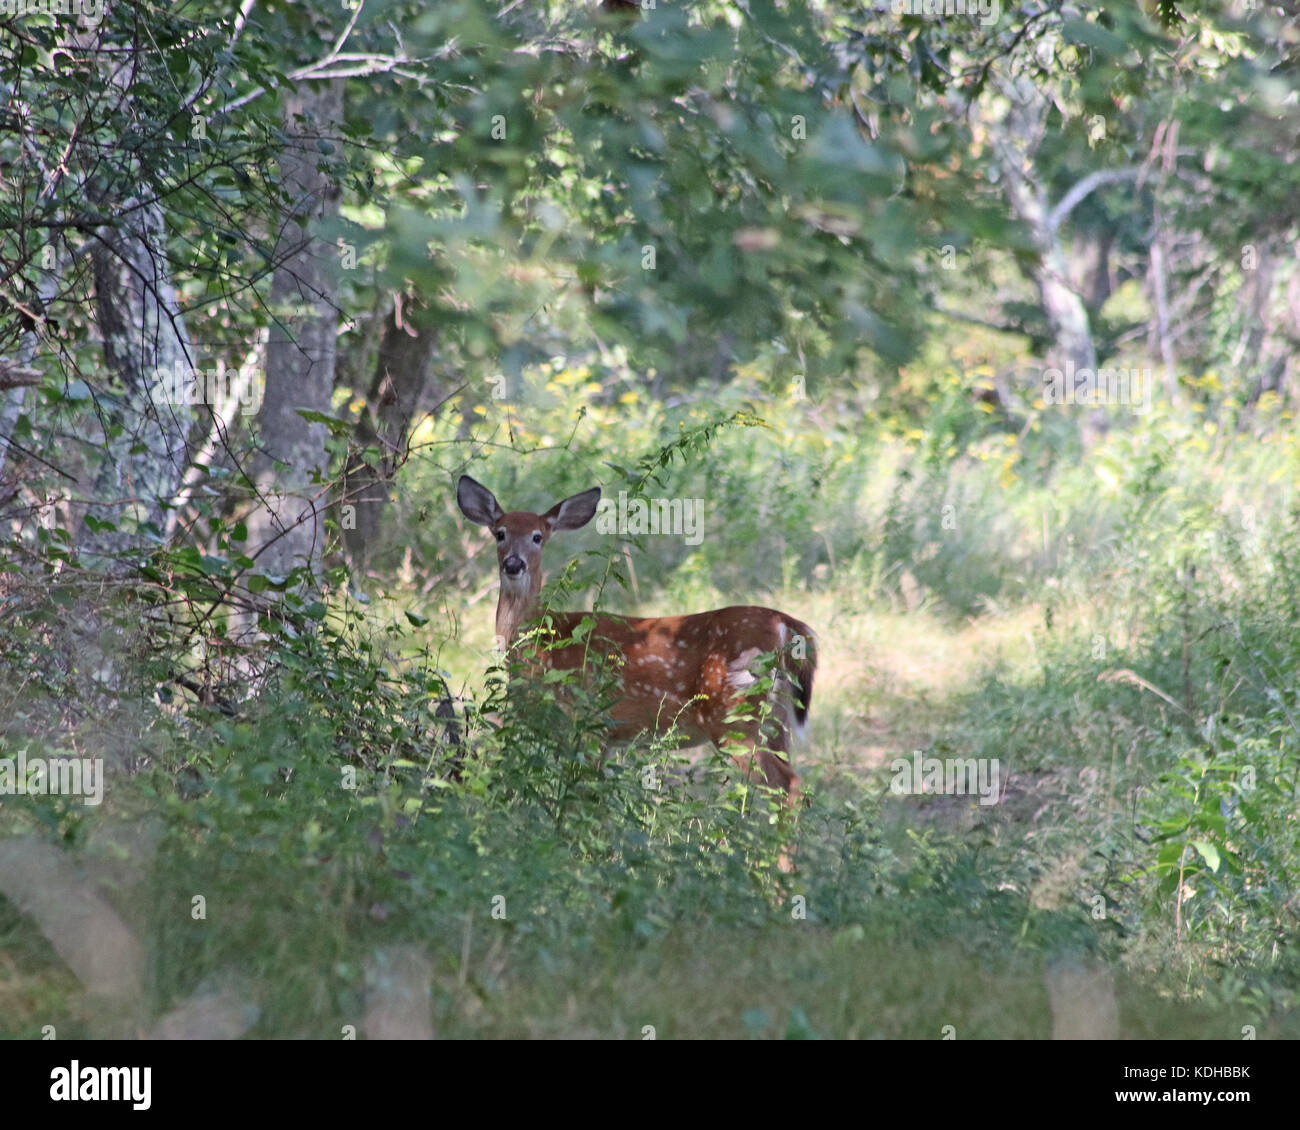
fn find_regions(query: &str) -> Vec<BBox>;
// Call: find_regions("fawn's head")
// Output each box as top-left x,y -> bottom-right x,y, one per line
456,475 -> 601,600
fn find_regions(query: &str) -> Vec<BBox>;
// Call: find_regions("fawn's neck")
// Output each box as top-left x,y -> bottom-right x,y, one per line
494,574 -> 541,649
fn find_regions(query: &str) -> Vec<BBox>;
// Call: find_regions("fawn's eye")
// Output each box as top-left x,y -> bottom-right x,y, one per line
532,533 -> 543,544
495,529 -> 505,542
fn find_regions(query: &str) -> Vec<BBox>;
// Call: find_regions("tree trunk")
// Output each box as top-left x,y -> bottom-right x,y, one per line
343,295 -> 439,566
989,84 -> 1102,439
0,260 -> 58,486
83,201 -> 195,563
244,81 -> 345,582
1073,227 -> 1115,314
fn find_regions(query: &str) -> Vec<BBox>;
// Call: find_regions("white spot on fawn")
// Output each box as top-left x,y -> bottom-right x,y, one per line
727,648 -> 763,690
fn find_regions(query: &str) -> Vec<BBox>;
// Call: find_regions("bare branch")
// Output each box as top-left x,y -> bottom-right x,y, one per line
0,360 -> 43,390
1047,167 -> 1143,233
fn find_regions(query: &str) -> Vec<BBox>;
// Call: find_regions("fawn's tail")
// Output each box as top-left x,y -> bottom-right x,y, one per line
782,616 -> 817,736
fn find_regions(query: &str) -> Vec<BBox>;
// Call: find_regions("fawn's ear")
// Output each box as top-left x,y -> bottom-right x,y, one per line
543,486 -> 601,533
457,475 -> 504,527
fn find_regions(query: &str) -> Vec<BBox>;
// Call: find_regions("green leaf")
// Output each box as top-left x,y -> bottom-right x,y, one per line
294,409 -> 352,437
1061,18 -> 1128,58
1190,840 -> 1221,874
1155,842 -> 1183,870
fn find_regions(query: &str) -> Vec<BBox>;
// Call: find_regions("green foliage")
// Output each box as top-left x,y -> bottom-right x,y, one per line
5,0 -> 1300,1040
8,395 -> 1300,1036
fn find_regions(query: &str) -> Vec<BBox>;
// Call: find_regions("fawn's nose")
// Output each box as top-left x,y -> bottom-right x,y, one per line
502,555 -> 526,577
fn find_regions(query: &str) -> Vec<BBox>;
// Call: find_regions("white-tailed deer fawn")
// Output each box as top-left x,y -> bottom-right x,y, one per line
456,475 -> 816,821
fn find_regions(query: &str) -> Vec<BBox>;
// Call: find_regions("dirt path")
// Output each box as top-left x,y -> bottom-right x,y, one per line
808,603 -> 1067,831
